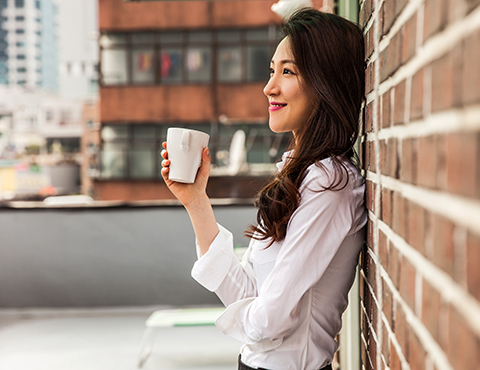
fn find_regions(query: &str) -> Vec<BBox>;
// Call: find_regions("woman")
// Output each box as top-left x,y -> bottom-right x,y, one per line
161,8 -> 366,370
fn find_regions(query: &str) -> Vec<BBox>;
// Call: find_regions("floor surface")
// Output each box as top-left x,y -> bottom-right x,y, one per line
0,307 -> 241,370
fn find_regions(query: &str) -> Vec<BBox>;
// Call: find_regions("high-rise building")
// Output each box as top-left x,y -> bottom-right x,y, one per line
0,0 -> 58,91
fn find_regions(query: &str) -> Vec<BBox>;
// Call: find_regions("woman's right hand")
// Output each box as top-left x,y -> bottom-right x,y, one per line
160,142 -> 211,209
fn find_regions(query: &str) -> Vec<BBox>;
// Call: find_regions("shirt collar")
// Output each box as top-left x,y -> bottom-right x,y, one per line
276,150 -> 294,171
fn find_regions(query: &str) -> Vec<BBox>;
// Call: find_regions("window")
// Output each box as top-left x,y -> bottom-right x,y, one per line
15,0 -> 24,8
16,54 -> 25,60
15,16 -> 24,21
100,27 -> 279,86
99,122 -> 290,179
15,29 -> 25,34
17,67 -> 26,72
100,124 -> 166,179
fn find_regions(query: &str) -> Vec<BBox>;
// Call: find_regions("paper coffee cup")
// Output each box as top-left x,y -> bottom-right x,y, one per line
166,128 -> 210,184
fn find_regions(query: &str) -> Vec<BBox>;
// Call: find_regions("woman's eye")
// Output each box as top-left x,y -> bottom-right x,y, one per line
269,68 -> 274,75
283,68 -> 294,75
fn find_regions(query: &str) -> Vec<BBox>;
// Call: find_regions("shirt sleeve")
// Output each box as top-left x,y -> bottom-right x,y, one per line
214,185 -> 357,351
191,223 -> 258,303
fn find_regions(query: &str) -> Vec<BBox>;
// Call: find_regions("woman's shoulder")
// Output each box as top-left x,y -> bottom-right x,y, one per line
302,157 -> 364,193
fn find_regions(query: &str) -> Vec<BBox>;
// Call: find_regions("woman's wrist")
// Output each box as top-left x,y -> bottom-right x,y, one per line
184,193 -> 210,213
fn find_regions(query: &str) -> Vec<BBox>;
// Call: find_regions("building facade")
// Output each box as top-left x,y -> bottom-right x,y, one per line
0,0 -> 58,91
95,0 -> 312,201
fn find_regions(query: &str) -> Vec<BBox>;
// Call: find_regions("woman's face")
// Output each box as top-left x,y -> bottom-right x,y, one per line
263,37 -> 314,135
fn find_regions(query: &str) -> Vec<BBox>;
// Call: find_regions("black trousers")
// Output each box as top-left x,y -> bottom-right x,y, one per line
238,355 -> 333,370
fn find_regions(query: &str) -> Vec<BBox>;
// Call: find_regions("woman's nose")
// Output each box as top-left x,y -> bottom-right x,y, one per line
263,76 -> 279,97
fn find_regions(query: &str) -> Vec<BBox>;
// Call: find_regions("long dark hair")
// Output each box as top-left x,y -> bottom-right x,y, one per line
245,9 -> 365,246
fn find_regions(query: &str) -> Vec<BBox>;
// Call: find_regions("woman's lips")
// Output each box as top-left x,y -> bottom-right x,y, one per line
269,103 -> 287,112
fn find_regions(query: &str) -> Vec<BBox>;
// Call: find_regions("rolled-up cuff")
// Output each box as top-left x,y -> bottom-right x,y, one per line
191,224 -> 235,292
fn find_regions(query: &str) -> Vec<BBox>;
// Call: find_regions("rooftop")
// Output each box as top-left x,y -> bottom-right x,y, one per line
0,306 -> 241,370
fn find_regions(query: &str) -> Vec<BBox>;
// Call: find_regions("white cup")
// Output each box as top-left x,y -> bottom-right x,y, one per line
166,128 -> 210,184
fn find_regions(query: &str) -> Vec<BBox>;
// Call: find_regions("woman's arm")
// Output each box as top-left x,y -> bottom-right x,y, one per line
161,142 -> 219,255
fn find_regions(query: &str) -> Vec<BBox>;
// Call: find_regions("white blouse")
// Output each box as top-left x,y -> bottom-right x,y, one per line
191,153 -> 368,370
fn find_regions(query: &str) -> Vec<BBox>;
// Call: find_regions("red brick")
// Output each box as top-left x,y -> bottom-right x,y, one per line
394,304 -> 408,359
381,187 -> 393,227
393,80 -> 406,125
399,255 -> 416,311
401,13 -> 417,64
367,333 -> 378,370
463,29 -> 480,104
431,46 -> 463,113
366,61 -> 376,94
380,138 -> 398,178
417,135 -> 438,189
387,244 -> 401,290
366,179 -> 375,212
447,307 -> 480,370
446,0 -> 469,24
392,191 -> 408,240
395,0 -> 408,17
383,278 -> 394,328
407,202 -> 426,255
424,0 -> 448,41
410,69 -> 424,121
466,231 -> 480,300
390,31 -> 403,77
432,214 -> 455,276
445,132 -> 479,198
435,134 -> 448,191
388,138 -> 399,178
365,101 -> 374,133
382,321 -> 391,367
407,330 -> 426,370
381,89 -> 392,128
390,340 -> 402,370
400,138 -> 417,184
379,229 -> 388,267
366,252 -> 377,294
383,0 -> 396,36
366,25 -> 375,60
421,279 -> 441,343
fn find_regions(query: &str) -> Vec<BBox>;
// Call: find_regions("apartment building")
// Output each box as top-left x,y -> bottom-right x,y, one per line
95,0 -> 300,201
0,0 -> 58,91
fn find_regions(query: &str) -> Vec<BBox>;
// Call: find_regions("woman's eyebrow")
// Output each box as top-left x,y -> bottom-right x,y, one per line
270,59 -> 296,65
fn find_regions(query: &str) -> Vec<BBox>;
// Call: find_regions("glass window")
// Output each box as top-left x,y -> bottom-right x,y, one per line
101,125 -> 128,141
160,31 -> 183,44
217,30 -> 241,42
246,28 -> 269,42
131,48 -> 155,84
101,143 -> 127,178
160,48 -> 182,83
218,46 -> 242,82
15,29 -> 25,34
189,31 -> 212,43
15,0 -> 24,8
186,47 -> 211,83
246,45 -> 270,81
101,49 -> 127,85
130,142 -> 155,178
131,33 -> 155,44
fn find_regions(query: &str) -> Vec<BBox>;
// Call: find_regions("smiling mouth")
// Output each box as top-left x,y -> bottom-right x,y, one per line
269,103 -> 287,112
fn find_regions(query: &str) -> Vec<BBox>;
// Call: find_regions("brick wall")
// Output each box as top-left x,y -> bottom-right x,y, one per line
359,1 -> 480,370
